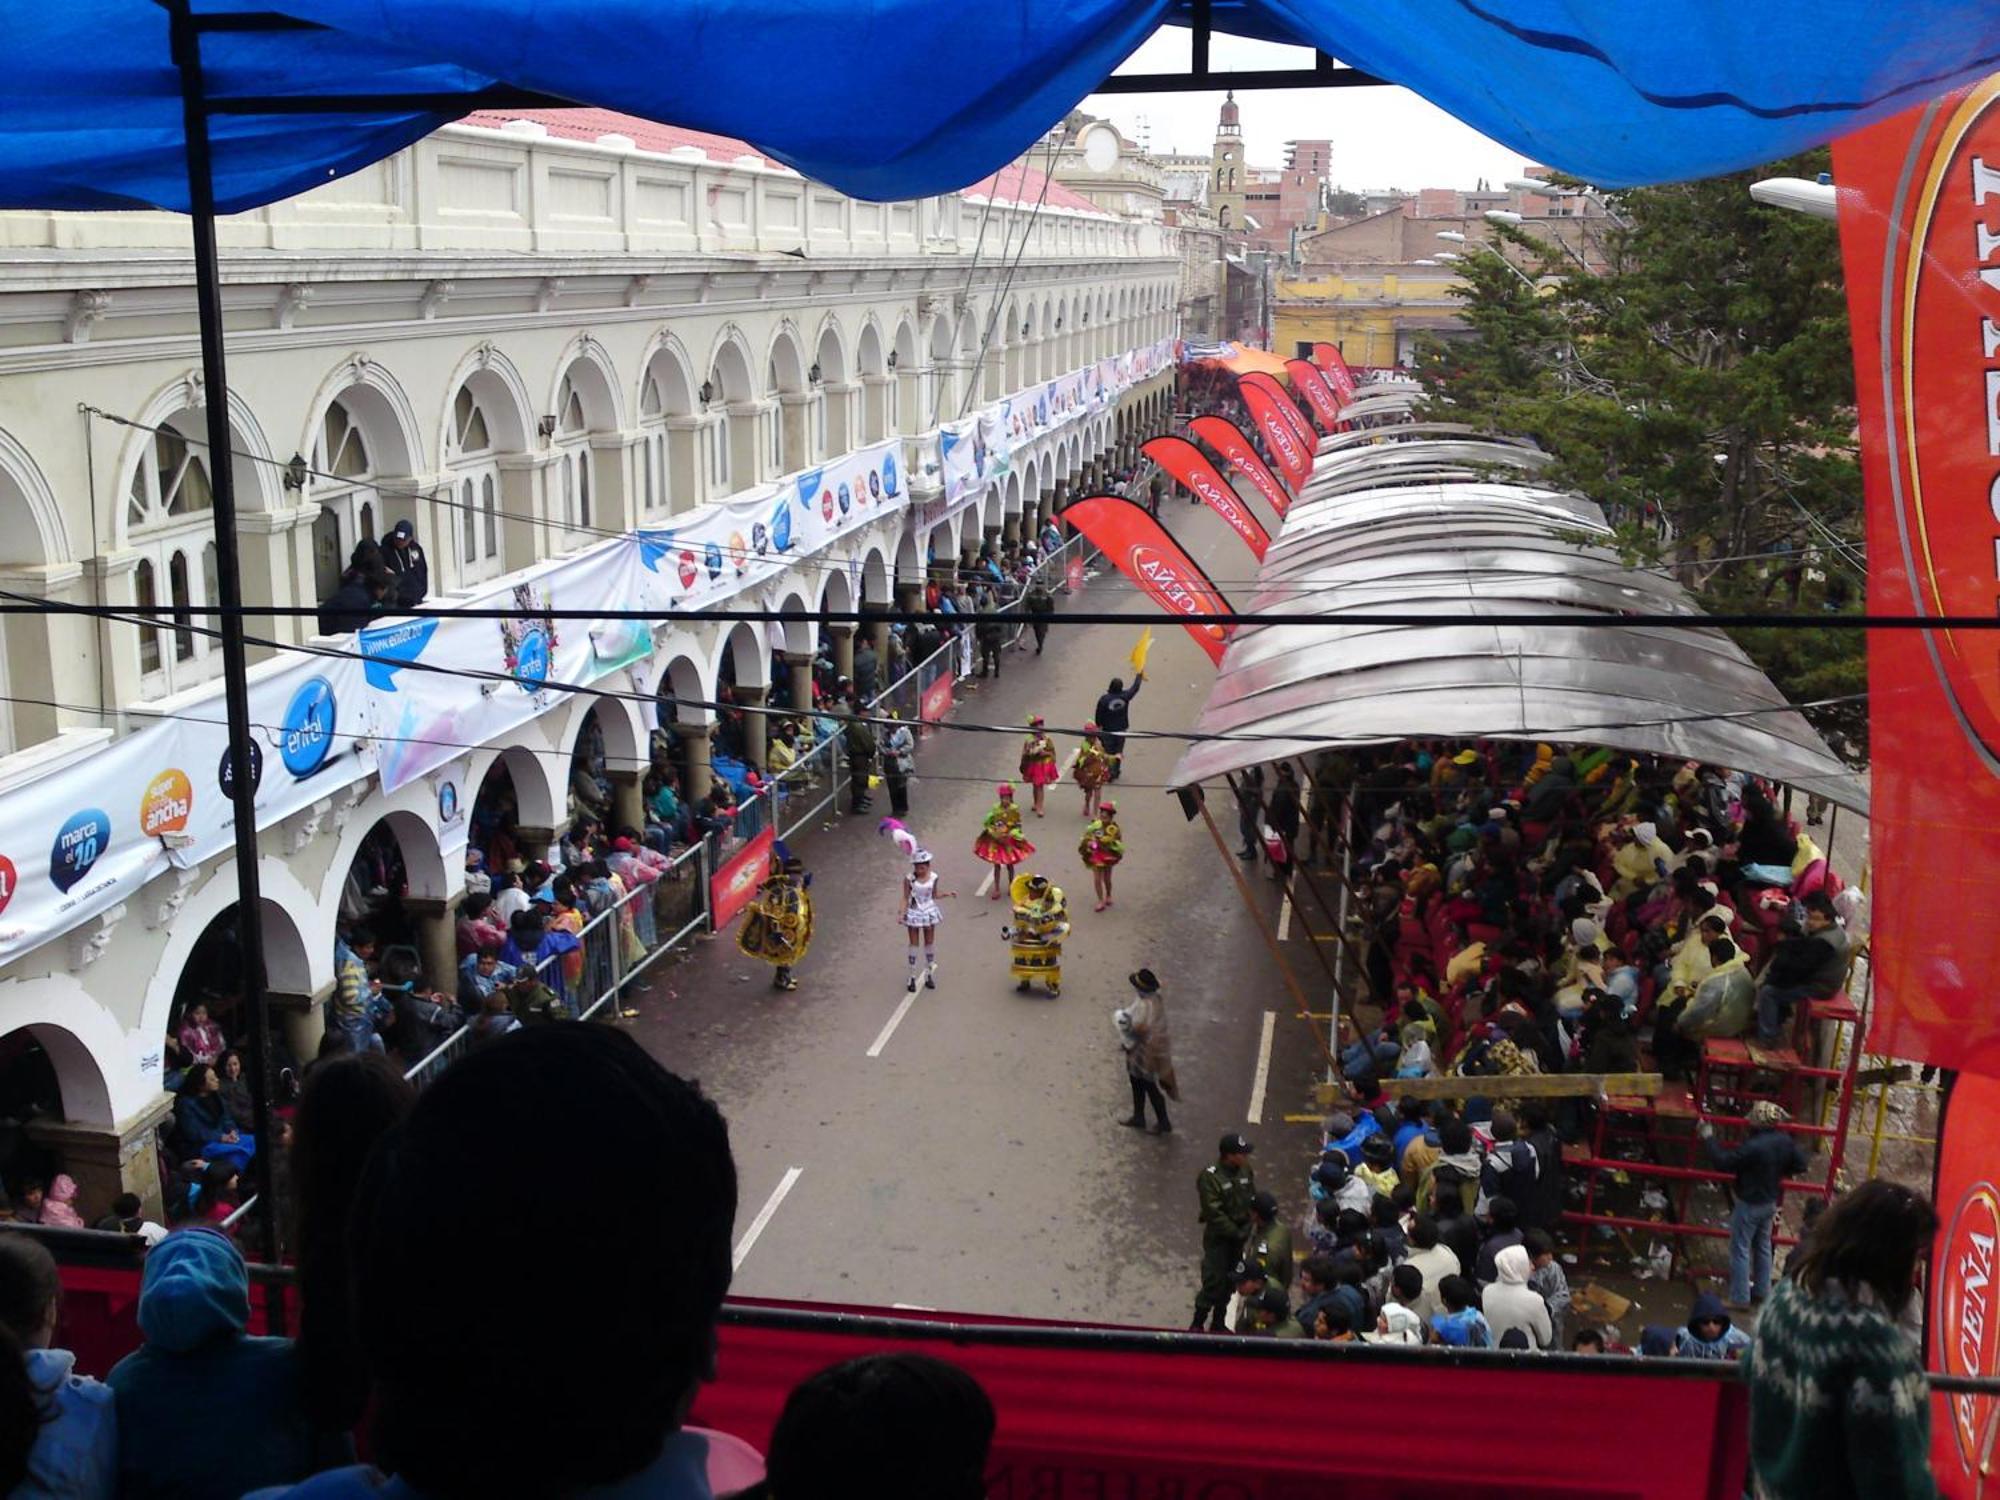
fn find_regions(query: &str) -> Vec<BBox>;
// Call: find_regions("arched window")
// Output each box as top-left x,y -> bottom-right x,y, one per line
552,373 -> 594,539
706,364 -> 732,495
447,384 -> 503,585
308,399 -> 379,604
639,371 -> 672,519
127,422 -> 223,693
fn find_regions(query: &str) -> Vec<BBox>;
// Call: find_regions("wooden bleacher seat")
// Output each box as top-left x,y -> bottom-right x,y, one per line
1700,1037 -> 1751,1068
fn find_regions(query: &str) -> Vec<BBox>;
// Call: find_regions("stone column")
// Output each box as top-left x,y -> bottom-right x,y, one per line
27,1094 -> 175,1224
959,541 -> 980,574
1002,516 -> 1022,546
671,724 -> 713,805
739,686 -> 769,771
610,770 -> 647,835
782,651 -> 815,714
982,524 -> 1002,556
403,896 -> 462,994
827,624 -> 855,683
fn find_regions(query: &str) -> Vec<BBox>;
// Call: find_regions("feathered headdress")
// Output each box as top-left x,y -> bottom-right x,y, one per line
878,817 -> 930,864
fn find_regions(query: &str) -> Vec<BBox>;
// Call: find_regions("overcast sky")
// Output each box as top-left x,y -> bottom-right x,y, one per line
1080,31 -> 1534,192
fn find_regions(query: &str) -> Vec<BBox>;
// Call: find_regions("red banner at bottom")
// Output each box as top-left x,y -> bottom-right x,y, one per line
694,1299 -> 1749,1499
709,825 -> 775,931
920,671 -> 953,732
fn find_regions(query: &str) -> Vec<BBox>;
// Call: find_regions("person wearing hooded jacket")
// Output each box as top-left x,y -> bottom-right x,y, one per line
1674,1292 -> 1752,1360
107,1229 -> 344,1499
0,1232 -> 116,1500
1481,1244 -> 1553,1350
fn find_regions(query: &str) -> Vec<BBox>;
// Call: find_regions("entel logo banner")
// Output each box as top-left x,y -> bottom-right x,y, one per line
1885,78 -> 2000,763
1938,1181 -> 2000,1488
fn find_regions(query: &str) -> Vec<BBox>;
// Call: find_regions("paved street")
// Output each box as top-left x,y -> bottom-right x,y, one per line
627,500 -> 1331,1328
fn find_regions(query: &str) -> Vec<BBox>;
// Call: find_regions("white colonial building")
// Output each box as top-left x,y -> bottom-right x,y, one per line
0,108 -> 1179,1211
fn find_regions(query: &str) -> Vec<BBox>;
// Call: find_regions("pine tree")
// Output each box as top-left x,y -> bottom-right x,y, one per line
1415,149 -> 1865,760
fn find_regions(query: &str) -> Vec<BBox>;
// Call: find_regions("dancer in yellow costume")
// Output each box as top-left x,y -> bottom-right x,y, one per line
736,848 -> 812,991
1002,873 -> 1070,996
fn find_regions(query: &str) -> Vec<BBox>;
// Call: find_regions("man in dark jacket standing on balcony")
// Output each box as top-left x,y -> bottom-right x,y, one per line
383,518 -> 429,608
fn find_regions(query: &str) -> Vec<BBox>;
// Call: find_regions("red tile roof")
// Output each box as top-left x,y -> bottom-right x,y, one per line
455,109 -> 1107,215
959,161 -> 1106,216
458,107 -> 780,169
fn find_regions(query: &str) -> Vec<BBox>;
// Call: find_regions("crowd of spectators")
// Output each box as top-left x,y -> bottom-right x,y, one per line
1220,739 -> 1861,1355
0,1028 -> 1004,1500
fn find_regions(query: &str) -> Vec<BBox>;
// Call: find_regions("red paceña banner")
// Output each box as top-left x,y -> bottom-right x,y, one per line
1061,495 -> 1232,665
1312,340 -> 1359,404
1064,552 -> 1084,592
1284,358 -> 1344,430
1239,380 -> 1313,490
710,824 -> 775,930
1931,1070 -> 2000,1498
1239,371 -> 1316,452
1191,414 -> 1293,518
1834,75 -> 2000,1074
1142,436 -> 1272,561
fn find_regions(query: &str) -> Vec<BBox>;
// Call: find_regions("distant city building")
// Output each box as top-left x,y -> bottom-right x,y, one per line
1276,176 -> 1615,368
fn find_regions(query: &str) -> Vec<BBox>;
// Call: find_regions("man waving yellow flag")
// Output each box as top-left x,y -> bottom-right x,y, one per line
1129,626 -> 1154,679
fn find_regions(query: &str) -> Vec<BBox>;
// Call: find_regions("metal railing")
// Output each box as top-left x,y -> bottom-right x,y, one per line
399,839 -> 713,1087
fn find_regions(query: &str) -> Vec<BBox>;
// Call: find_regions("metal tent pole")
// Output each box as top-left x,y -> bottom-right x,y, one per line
169,0 -> 283,1315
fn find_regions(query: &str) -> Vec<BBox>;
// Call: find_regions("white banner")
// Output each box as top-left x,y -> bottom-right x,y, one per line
0,651 -> 376,961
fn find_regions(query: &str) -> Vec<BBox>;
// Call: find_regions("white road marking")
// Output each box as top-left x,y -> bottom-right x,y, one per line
1248,1010 -> 1277,1124
733,1166 -> 803,1271
975,867 -> 995,897
866,965 -> 934,1057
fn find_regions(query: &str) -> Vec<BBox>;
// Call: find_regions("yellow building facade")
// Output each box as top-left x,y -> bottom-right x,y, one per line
1273,268 -> 1467,369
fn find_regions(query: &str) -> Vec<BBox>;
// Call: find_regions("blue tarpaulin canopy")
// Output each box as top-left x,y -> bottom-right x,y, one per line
9,1 -> 2000,213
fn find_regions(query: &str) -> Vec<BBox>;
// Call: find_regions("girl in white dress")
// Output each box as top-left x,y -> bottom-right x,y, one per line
901,851 -> 956,991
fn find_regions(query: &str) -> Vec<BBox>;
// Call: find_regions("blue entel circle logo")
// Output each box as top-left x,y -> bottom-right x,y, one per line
514,627 -> 551,690
280,676 -> 337,778
50,808 -> 110,894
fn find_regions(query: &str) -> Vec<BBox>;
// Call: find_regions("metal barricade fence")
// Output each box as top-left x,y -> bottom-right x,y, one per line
399,840 -> 712,1086
774,732 -> 842,843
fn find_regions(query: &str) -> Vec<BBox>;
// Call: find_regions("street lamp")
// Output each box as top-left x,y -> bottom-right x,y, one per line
1434,252 -> 1461,262
1436,230 -> 1466,243
1485,209 -> 1524,226
1749,175 -> 1838,220
1410,258 -> 1438,266
1504,178 -> 1551,194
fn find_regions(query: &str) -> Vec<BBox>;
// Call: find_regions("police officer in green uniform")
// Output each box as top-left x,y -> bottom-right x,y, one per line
1192,1133 -> 1257,1331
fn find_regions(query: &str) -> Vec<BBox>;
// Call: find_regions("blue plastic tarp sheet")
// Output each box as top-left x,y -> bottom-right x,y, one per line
7,2 -> 2000,213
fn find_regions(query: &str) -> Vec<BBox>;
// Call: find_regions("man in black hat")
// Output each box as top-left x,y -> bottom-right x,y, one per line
1192,1132 -> 1257,1332
383,518 -> 429,608
1117,968 -> 1174,1135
